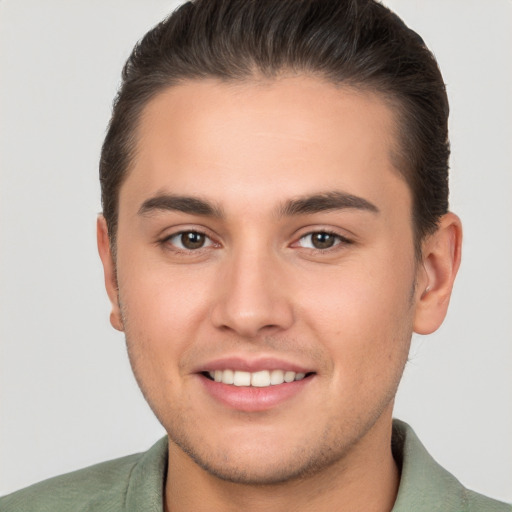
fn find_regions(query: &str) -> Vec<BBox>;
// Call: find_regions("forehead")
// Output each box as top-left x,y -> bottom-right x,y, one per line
122,76 -> 408,216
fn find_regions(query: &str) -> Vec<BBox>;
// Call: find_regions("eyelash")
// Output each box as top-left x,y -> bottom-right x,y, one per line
295,230 -> 353,252
160,229 -> 353,254
162,230 -> 216,253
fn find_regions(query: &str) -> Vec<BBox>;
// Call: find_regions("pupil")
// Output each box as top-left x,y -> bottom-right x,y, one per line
182,232 -> 205,249
312,233 -> 334,249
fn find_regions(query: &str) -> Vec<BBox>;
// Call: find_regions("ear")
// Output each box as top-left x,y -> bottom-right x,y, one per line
97,216 -> 124,332
413,212 -> 463,335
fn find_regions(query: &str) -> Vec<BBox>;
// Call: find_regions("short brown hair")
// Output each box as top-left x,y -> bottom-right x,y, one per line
100,0 -> 450,252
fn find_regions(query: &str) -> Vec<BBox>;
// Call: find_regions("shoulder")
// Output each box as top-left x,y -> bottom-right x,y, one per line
0,453 -> 141,512
392,419 -> 511,512
463,489 -> 512,512
0,437 -> 168,512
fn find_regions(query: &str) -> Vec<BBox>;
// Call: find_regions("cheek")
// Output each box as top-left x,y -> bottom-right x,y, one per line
295,251 -> 415,375
116,255 -> 215,377
120,244 -> 211,320
117,268 -> 213,420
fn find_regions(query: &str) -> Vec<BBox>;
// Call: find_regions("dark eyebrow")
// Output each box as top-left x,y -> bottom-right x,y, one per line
278,191 -> 380,217
138,194 -> 224,218
138,191 -> 377,218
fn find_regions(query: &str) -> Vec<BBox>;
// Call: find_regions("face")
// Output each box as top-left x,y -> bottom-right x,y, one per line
102,77 -> 423,484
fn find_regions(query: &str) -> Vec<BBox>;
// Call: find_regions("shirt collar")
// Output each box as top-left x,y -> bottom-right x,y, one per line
122,420 -> 475,512
391,419 -> 469,511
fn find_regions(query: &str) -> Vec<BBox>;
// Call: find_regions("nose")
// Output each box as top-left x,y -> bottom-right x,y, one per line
210,249 -> 295,339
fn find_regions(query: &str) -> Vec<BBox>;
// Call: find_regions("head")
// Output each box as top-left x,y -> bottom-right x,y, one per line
100,0 -> 450,255
97,0 -> 461,488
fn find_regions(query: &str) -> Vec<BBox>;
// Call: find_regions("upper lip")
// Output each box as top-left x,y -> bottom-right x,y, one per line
195,355 -> 314,374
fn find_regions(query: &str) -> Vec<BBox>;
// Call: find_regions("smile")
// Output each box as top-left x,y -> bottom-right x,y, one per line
198,357 -> 316,411
205,369 -> 308,387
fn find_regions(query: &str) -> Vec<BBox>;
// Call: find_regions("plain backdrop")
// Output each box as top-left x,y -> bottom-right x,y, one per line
1,0 -> 511,503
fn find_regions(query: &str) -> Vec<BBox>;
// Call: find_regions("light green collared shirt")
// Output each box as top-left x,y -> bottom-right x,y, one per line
1,420 -> 510,511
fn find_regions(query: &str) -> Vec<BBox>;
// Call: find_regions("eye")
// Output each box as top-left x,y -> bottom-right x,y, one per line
297,231 -> 349,250
166,231 -> 214,250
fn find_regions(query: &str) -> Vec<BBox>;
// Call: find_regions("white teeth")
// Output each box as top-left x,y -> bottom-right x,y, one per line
284,371 -> 295,383
251,370 -> 270,387
221,369 -> 234,385
206,369 -> 309,387
270,369 -> 285,385
233,370 -> 251,386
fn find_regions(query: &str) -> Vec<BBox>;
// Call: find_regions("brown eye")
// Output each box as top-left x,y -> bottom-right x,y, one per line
297,232 -> 348,250
181,232 -> 205,249
311,232 -> 336,249
167,231 -> 213,250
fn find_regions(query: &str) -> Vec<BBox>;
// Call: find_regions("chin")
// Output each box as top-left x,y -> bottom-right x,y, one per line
167,421 -> 356,486
177,442 -> 326,486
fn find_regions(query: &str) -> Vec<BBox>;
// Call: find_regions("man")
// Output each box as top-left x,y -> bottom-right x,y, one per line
1,0 -> 509,510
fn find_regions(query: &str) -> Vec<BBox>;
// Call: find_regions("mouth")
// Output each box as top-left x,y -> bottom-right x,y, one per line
196,356 -> 317,411
202,369 -> 314,387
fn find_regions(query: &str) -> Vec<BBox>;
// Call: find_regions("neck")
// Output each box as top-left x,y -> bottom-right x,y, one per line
164,413 -> 400,512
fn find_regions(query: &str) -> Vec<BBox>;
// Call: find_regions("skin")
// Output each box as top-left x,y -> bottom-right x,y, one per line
98,76 -> 462,511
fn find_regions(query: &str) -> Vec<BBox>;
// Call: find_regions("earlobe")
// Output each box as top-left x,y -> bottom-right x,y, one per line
97,216 -> 124,332
413,212 -> 462,335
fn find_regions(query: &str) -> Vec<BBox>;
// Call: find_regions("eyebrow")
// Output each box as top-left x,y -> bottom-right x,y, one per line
278,191 -> 379,217
138,194 -> 224,218
138,190 -> 379,219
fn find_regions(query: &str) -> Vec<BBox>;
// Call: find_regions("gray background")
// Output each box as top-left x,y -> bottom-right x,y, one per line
1,0 -> 511,502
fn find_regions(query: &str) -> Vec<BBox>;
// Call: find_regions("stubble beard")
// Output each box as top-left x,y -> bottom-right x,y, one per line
163,399 -> 398,487
118,283 -> 413,487
122,337 -> 407,487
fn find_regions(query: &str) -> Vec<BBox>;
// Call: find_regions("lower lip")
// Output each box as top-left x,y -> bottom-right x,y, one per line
199,374 -> 313,412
